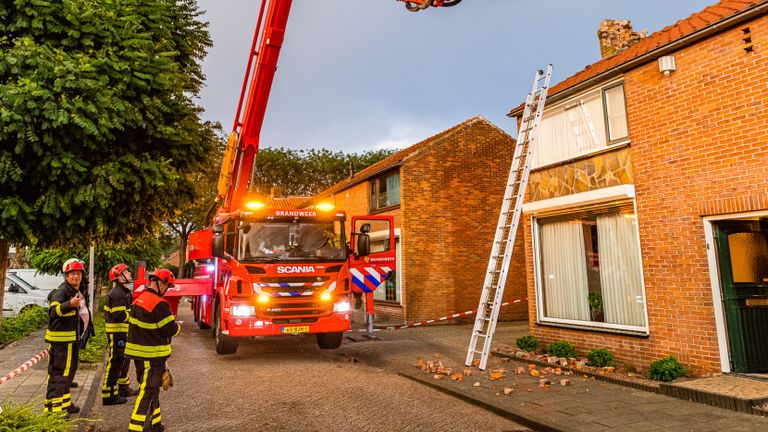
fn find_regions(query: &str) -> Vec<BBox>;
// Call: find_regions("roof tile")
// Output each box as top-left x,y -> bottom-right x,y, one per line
509,0 -> 764,115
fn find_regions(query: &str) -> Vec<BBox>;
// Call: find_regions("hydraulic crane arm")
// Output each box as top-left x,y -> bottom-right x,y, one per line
213,0 -> 461,217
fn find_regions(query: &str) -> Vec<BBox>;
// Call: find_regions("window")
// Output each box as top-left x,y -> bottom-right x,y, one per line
370,171 -> 400,211
603,84 -> 629,142
373,237 -> 401,303
534,83 -> 629,167
534,204 -> 646,331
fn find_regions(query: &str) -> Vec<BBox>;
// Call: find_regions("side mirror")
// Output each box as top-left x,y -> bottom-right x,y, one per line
360,223 -> 371,234
357,233 -> 370,257
212,225 -> 225,258
8,283 -> 19,293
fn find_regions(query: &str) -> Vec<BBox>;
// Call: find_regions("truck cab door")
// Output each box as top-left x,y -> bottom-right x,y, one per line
349,216 -> 396,293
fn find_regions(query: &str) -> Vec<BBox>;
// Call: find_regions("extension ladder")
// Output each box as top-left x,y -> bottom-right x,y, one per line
465,65 -> 552,370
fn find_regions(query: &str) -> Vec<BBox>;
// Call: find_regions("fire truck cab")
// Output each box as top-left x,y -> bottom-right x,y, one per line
184,205 -> 395,354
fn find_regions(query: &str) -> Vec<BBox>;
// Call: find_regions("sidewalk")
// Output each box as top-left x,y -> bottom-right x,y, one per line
0,328 -> 100,414
343,321 -> 768,431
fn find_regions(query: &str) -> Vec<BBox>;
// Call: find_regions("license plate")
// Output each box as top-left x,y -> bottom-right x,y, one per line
282,326 -> 309,334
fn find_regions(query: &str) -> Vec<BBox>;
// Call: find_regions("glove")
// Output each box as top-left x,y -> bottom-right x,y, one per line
162,368 -> 174,391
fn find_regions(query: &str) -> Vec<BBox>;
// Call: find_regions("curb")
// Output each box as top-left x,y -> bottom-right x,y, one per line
77,352 -> 107,432
396,369 -> 561,432
492,351 -> 768,417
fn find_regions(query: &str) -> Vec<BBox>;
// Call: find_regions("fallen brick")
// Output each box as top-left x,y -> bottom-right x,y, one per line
560,379 -> 571,386
538,379 -> 552,387
504,387 -> 514,395
515,367 -> 526,375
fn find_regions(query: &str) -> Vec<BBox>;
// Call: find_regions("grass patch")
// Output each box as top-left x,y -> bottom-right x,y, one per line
0,306 -> 48,345
79,315 -> 107,363
0,400 -> 73,431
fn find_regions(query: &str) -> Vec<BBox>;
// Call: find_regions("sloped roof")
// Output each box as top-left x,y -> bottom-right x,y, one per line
301,116 -> 506,207
509,0 -> 767,115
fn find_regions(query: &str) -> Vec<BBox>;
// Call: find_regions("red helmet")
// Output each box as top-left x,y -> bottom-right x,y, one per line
63,259 -> 85,274
148,268 -> 175,287
109,263 -> 129,281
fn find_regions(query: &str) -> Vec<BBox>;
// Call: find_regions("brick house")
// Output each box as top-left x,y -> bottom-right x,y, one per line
509,0 -> 768,376
303,116 -> 528,324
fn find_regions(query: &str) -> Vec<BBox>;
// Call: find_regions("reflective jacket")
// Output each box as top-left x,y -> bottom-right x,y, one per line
104,283 -> 132,333
126,289 -> 180,360
45,282 -> 80,343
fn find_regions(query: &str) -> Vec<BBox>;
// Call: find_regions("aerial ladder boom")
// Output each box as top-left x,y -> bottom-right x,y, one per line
213,0 -> 461,219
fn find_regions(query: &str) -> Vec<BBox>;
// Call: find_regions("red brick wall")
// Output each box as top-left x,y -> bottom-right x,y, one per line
526,16 -> 768,376
400,119 -> 528,323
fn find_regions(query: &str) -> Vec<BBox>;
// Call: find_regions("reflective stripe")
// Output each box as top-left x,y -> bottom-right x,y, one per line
129,317 -> 159,330
105,323 -> 129,333
118,376 -> 130,385
46,329 -> 76,342
173,324 -> 182,337
129,424 -> 143,431
51,301 -> 76,317
131,361 -> 150,428
63,345 -> 73,377
125,342 -> 172,358
157,315 -> 175,328
104,305 -> 127,313
152,415 -> 162,425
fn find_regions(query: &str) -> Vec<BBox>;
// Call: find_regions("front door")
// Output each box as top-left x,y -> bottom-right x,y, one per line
715,219 -> 768,373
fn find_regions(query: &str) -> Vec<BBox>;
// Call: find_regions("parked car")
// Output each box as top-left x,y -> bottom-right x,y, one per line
3,272 -> 49,317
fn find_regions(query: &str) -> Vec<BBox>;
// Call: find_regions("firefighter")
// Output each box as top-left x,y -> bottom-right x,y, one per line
126,268 -> 181,432
101,263 -> 139,405
44,259 -> 90,415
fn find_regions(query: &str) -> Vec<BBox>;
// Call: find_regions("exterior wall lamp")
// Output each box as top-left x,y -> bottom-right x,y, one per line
658,55 -> 676,76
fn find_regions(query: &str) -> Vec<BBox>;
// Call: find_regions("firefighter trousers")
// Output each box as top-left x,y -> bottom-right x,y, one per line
102,333 -> 131,400
45,342 -> 79,413
129,359 -> 166,432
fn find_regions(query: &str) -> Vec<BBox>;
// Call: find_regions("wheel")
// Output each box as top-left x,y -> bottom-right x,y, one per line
195,297 -> 211,330
316,331 -> 343,349
19,304 -> 43,315
213,301 -> 239,355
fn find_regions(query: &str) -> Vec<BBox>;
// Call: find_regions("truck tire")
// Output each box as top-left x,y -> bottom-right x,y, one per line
316,331 -> 343,349
195,298 -> 211,330
213,302 -> 239,355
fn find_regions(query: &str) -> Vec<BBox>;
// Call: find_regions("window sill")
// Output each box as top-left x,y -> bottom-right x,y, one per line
531,141 -> 630,172
369,204 -> 401,215
536,320 -> 649,338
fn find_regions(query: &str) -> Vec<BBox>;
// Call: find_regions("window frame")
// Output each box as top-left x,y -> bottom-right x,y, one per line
369,170 -> 401,213
602,82 -> 630,145
531,199 -> 649,336
534,79 -> 630,169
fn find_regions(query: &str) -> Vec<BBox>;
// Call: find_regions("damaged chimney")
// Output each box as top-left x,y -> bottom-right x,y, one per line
598,19 -> 647,58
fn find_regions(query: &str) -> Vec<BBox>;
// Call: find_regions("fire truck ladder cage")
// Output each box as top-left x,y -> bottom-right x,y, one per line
465,65 -> 552,370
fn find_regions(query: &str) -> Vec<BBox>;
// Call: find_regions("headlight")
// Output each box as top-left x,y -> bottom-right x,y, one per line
230,305 -> 255,317
333,301 -> 350,313
320,292 -> 332,302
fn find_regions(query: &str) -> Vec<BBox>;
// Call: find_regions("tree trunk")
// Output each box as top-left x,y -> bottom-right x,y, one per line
0,241 -> 9,322
178,234 -> 188,278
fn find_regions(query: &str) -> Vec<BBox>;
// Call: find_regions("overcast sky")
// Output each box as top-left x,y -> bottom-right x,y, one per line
195,0 -> 714,154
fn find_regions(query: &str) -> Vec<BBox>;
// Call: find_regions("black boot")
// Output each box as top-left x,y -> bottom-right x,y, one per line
118,384 -> 139,397
103,396 -> 128,406
65,404 -> 80,414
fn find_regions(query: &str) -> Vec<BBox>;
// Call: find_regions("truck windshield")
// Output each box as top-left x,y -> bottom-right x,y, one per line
238,221 -> 346,262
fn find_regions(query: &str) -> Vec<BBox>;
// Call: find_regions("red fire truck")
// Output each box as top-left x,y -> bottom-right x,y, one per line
146,0 -> 460,355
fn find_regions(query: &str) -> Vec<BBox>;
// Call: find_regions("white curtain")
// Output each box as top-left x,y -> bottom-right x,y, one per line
604,85 -> 628,141
597,214 -> 645,326
540,221 -> 590,321
534,92 -> 606,167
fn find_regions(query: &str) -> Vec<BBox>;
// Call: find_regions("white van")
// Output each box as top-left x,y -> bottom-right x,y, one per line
3,272 -> 49,317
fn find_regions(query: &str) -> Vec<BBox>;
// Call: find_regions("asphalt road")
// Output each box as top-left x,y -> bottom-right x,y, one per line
87,305 -> 529,432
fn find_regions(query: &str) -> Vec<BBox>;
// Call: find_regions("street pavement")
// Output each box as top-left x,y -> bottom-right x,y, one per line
84,305 -> 530,432
2,307 -> 768,431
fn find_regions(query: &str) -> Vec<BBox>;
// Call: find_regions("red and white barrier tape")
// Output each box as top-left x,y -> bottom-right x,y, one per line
347,297 -> 528,332
0,349 -> 49,385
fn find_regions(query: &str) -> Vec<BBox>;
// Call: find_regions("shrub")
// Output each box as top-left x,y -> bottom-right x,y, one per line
0,306 -> 48,345
547,340 -> 577,358
515,335 -> 538,352
648,355 -> 687,382
80,315 -> 108,363
0,400 -> 71,431
587,348 -> 615,367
